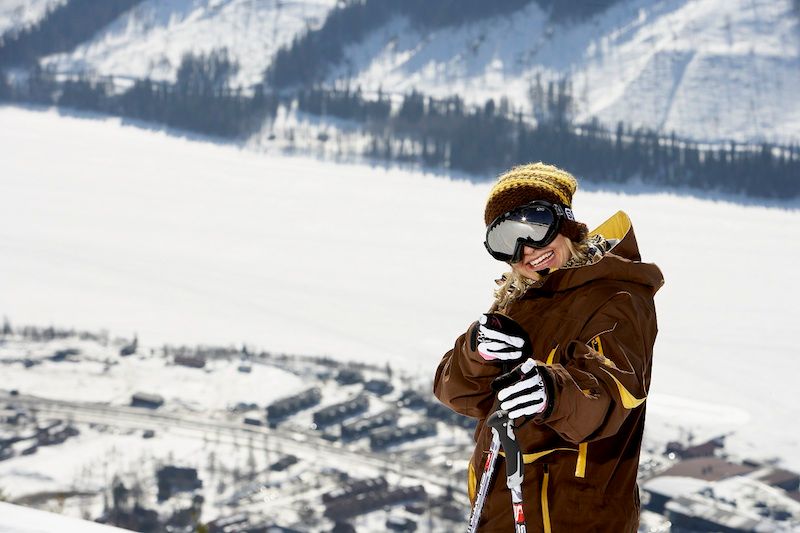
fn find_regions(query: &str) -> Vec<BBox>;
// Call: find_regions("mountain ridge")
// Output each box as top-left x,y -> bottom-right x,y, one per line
19,0 -> 798,145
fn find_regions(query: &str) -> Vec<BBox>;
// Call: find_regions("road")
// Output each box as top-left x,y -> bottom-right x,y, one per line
2,393 -> 470,502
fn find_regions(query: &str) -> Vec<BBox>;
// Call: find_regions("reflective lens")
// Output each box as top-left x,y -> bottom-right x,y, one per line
484,202 -> 562,262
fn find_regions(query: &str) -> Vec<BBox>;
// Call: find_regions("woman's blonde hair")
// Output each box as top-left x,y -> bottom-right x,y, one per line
489,237 -> 589,313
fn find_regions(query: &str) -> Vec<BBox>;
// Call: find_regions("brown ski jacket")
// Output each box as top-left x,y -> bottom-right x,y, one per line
434,211 -> 664,532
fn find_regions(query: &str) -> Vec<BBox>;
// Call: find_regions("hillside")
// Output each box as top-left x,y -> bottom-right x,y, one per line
0,0 -> 65,36
327,0 -> 800,144
32,0 -> 800,145
39,0 -> 339,88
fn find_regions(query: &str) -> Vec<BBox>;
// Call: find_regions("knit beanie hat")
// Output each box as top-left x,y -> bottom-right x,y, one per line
484,162 -> 588,243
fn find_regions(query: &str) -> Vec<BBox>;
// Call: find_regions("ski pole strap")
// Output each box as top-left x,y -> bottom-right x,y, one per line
487,409 -> 528,533
487,410 -> 523,489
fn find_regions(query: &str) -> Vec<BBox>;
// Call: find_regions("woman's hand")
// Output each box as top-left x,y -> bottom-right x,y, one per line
493,358 -> 549,419
476,313 -> 532,361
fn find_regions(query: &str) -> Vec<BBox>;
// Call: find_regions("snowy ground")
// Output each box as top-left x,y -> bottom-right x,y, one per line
0,501 -> 130,533
1,105 -> 799,479
0,337 -> 304,410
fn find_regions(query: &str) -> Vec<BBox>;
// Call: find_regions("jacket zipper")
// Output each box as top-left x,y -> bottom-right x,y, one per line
541,464 -> 551,533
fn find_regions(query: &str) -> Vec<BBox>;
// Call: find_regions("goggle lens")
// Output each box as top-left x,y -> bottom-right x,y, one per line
484,202 -> 563,262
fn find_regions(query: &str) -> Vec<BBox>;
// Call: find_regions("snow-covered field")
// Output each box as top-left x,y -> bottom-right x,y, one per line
0,501 -> 130,533
0,336 -> 303,409
1,105 -> 799,478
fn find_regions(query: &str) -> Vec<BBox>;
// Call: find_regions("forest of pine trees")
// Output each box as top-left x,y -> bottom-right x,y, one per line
297,85 -> 798,197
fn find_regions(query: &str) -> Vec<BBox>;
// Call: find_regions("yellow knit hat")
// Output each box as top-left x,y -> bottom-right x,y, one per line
484,162 -> 588,243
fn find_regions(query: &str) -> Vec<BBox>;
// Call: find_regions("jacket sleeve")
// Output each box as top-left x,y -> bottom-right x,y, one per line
535,289 -> 657,443
433,322 -> 502,419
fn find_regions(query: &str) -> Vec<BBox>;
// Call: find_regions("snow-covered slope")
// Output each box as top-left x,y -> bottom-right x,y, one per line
0,0 -> 65,37
42,0 -> 338,88
0,502 -> 132,533
332,0 -> 800,144
1,105 -> 798,471
39,0 -> 800,145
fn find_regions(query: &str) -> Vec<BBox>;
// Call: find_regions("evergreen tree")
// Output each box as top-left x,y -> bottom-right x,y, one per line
0,0 -> 144,67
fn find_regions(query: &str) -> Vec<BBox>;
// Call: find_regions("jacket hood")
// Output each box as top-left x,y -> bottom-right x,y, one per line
537,211 -> 664,296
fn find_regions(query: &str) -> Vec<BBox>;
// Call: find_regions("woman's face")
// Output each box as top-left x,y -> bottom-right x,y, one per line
510,233 -> 572,278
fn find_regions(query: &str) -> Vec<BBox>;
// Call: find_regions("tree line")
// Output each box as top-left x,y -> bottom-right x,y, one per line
0,50 -> 276,137
2,61 -> 796,198
297,85 -> 799,199
0,0 -> 144,67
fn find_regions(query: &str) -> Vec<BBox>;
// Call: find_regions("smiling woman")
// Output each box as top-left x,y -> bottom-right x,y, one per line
434,162 -> 664,532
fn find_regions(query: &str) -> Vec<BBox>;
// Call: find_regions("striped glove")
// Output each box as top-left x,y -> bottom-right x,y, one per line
492,358 -> 549,419
475,313 -> 532,362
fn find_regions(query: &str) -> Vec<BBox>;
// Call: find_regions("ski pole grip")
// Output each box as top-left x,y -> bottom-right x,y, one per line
487,410 -> 523,486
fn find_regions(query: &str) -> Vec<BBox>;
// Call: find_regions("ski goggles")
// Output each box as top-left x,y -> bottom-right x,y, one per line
484,200 -> 575,263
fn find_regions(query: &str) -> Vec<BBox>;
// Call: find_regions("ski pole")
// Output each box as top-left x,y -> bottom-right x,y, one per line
466,357 -> 515,533
466,426 -> 501,533
487,409 -> 527,533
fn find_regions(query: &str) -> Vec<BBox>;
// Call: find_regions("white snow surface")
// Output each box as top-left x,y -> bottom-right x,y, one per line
0,502 -> 131,533
0,337 -> 304,410
42,0 -> 338,88
1,106 -> 799,474
0,0 -> 65,37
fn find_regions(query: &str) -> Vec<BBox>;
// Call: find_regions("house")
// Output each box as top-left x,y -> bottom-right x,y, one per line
324,485 -> 426,520
131,392 -> 164,409
666,494 -> 762,532
658,457 -> 757,482
335,368 -> 364,385
119,336 -> 137,356
363,379 -> 393,396
312,395 -> 368,428
266,388 -> 322,423
674,436 -> 726,459
369,422 -> 437,451
341,410 -> 398,441
156,466 -> 202,501
642,476 -> 710,514
270,455 -> 298,472
748,467 -> 800,492
174,354 -> 206,368
323,477 -> 388,505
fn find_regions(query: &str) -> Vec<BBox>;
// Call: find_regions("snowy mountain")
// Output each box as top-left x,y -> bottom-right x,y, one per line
29,0 -> 800,145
